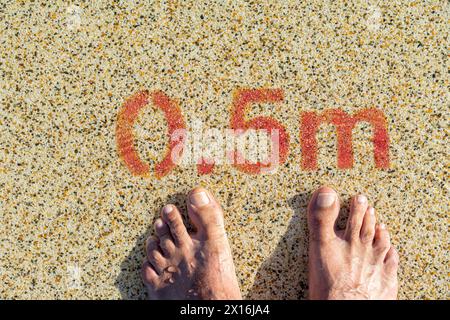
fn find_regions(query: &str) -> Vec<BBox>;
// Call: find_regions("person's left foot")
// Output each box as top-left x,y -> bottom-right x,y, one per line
142,187 -> 242,300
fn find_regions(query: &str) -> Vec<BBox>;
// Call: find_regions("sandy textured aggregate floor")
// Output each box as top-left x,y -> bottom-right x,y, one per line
0,0 -> 448,299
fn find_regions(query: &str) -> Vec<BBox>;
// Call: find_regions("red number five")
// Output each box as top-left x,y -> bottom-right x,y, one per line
230,89 -> 290,174
116,90 -> 186,178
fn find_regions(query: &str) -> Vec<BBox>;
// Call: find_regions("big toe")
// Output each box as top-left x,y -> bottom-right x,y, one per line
187,187 -> 226,240
307,186 -> 340,242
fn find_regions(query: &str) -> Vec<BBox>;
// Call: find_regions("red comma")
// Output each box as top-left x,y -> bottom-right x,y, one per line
197,157 -> 216,175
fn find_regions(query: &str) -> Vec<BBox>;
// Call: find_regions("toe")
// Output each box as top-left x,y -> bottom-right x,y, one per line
146,236 -> 167,273
373,224 -> 391,263
154,218 -> 170,237
344,194 -> 368,242
142,260 -> 160,287
154,218 -> 176,256
307,186 -> 340,242
161,204 -> 191,246
187,187 -> 226,240
384,246 -> 399,275
360,206 -> 376,244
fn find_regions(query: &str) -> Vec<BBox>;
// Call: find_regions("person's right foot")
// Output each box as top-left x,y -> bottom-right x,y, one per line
307,186 -> 399,300
142,187 -> 242,300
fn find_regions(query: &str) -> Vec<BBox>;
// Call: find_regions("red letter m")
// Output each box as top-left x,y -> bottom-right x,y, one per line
300,108 -> 389,170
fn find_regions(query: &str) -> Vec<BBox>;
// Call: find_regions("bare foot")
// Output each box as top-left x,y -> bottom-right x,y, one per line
142,187 -> 242,300
307,186 -> 399,300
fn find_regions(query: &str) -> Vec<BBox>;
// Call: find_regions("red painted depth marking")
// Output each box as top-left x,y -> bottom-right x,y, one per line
230,88 -> 290,174
300,108 -> 390,170
116,89 -> 390,178
197,157 -> 215,175
116,90 -> 186,178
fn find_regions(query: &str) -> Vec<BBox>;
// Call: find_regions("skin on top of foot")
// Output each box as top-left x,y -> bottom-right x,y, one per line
142,186 -> 398,300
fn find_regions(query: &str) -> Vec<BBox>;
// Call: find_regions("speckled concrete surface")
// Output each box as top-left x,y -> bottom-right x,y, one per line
0,0 -> 448,299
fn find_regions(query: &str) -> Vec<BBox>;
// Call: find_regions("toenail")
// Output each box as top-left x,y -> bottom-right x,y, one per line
369,207 -> 375,216
154,219 -> 164,229
190,191 -> 210,207
316,192 -> 335,208
163,205 -> 173,215
357,195 -> 367,204
146,236 -> 156,246
165,266 -> 178,273
380,223 -> 386,229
